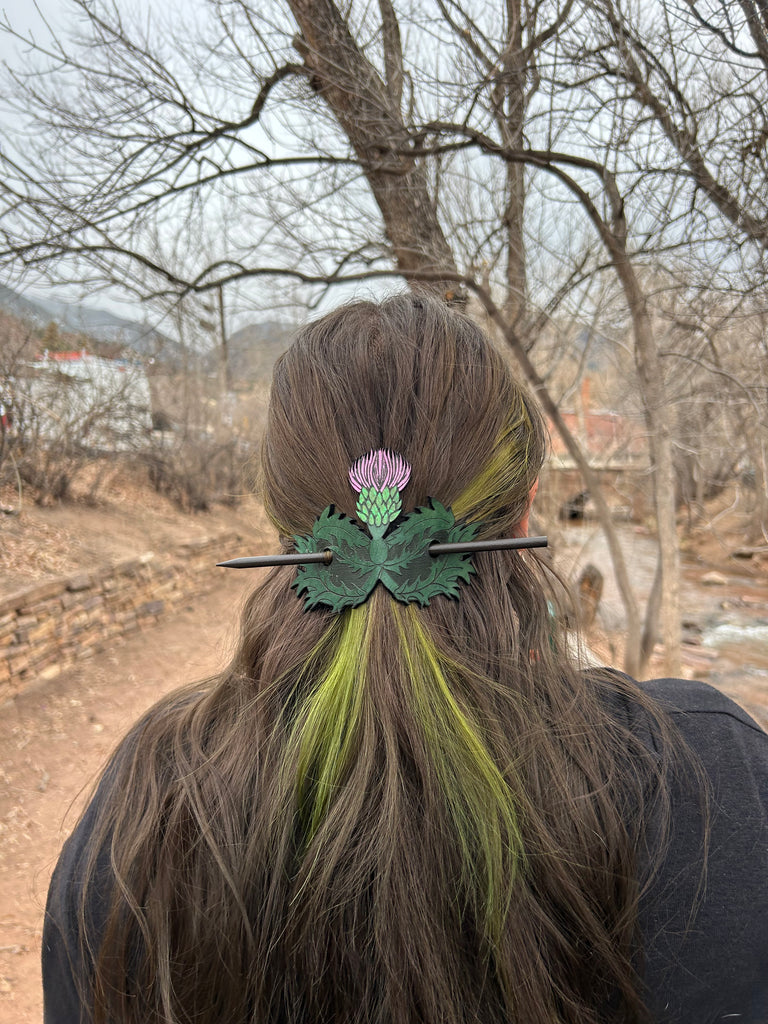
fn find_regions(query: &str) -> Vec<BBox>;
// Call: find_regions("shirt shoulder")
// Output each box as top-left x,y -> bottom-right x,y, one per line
623,676 -> 768,1022
638,676 -> 767,733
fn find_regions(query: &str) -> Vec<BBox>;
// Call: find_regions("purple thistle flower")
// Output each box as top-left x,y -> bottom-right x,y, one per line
349,449 -> 411,494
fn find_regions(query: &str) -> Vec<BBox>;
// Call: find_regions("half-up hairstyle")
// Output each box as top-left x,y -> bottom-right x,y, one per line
77,295 -> 680,1024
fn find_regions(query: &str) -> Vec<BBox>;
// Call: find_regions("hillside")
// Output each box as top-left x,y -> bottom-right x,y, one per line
0,284 -> 295,382
0,463 -> 273,596
0,284 -> 177,359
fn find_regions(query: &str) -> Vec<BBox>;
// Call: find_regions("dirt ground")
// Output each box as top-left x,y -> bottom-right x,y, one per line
0,475 -> 766,1021
0,570 -> 258,1022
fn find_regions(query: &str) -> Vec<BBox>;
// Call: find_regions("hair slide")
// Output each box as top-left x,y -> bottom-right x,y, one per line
218,451 -> 547,612
217,535 -> 548,570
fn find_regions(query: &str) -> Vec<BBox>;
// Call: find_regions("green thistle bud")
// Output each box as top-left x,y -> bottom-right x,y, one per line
356,485 -> 402,528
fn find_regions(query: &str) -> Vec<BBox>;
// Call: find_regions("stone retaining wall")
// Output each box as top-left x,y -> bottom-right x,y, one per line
0,532 -> 241,703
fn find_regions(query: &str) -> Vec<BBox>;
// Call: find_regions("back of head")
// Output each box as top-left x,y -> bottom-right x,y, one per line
85,295 -> 662,1024
262,294 -> 543,541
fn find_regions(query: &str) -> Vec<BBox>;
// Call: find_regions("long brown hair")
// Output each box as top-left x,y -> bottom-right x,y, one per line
80,295 -> 681,1023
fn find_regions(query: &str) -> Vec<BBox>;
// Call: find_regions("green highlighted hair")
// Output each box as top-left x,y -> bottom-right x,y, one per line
291,606 -> 370,843
282,595 -> 525,955
452,394 -> 541,527
393,603 -> 526,948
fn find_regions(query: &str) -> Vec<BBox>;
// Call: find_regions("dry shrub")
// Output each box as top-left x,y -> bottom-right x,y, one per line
141,434 -> 254,512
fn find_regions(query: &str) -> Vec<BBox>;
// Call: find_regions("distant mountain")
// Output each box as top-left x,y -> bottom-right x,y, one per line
0,284 -> 180,360
224,321 -> 296,383
0,283 -> 298,383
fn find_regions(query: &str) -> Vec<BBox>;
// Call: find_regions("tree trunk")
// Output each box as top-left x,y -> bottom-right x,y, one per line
614,259 -> 682,676
745,426 -> 768,547
288,0 -> 460,299
496,1 -> 528,327
476,287 -> 645,676
502,149 -> 527,327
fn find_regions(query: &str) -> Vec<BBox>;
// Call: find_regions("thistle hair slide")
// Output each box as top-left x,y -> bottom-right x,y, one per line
217,449 -> 547,612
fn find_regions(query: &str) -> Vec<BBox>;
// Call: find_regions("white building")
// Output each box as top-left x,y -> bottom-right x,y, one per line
14,350 -> 153,451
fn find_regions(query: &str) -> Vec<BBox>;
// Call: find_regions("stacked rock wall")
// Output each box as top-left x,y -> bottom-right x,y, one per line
0,533 -> 239,703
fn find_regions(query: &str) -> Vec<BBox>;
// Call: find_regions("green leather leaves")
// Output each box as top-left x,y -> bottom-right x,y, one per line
293,507 -> 379,611
292,500 -> 479,612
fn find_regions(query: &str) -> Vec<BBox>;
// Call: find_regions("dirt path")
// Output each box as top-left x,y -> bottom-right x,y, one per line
0,571 -> 255,1023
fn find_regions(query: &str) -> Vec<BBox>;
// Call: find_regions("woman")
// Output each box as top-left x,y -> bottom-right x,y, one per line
43,295 -> 768,1023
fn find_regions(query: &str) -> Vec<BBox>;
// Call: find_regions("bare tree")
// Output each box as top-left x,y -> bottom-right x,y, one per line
655,283 -> 768,546
579,0 -> 768,254
2,0 -> 765,673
